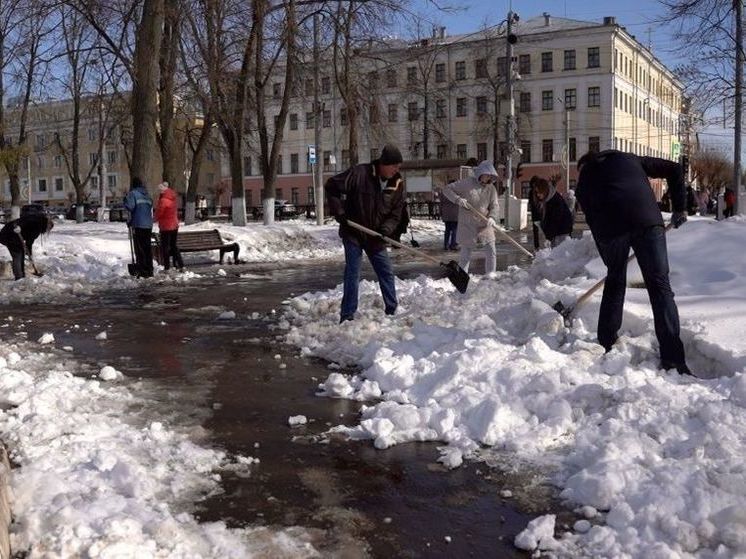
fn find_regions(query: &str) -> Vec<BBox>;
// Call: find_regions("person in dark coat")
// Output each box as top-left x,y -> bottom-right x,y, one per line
686,185 -> 698,216
0,214 -> 54,280
724,187 -> 736,218
123,176 -> 154,278
534,178 -> 573,247
440,186 -> 459,250
325,144 -> 406,323
575,149 -> 690,375
527,176 -> 545,251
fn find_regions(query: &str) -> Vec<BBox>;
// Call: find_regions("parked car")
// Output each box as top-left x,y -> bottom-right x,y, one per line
20,203 -> 48,218
275,200 -> 299,219
108,203 -> 129,222
66,203 -> 99,221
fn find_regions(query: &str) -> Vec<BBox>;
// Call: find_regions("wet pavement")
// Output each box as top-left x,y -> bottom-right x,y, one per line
2,247 -> 563,558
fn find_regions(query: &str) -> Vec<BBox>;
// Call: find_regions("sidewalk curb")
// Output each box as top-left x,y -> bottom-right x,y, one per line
0,444 -> 10,559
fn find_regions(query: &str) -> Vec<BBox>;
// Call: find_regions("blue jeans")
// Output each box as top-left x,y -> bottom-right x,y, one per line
341,238 -> 397,320
444,221 -> 458,249
595,225 -> 685,366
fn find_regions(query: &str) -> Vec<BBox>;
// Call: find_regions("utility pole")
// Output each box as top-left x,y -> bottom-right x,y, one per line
564,108 -> 570,191
97,98 -> 108,222
734,0 -> 743,215
504,11 -> 518,228
313,13 -> 324,225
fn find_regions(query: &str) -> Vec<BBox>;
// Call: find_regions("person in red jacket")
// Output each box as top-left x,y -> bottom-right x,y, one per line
154,182 -> 184,271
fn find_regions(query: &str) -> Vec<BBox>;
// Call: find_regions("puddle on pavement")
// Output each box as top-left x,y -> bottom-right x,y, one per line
2,254 -> 561,558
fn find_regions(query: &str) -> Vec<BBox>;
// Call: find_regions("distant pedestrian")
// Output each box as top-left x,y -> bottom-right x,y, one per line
697,188 -> 710,216
534,178 -> 574,247
575,149 -> 690,375
443,160 -> 500,274
124,176 -> 154,278
154,182 -> 184,271
527,176 -> 545,251
686,185 -> 698,216
0,214 -> 53,280
440,185 -> 459,251
325,143 -> 405,323
724,187 -> 736,218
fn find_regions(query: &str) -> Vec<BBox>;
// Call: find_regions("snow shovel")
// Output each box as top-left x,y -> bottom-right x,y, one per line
552,222 -> 675,326
409,228 -> 420,248
346,219 -> 469,293
464,202 -> 534,259
127,226 -> 140,277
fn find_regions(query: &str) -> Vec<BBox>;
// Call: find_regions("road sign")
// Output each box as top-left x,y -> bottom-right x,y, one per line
20,186 -> 29,200
308,145 -> 316,165
671,141 -> 681,161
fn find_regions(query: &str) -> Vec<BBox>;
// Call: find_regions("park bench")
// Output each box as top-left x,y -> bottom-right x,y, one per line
152,229 -> 240,264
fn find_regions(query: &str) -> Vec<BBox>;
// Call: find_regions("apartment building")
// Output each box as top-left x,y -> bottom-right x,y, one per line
0,96 -> 223,210
240,12 -> 684,205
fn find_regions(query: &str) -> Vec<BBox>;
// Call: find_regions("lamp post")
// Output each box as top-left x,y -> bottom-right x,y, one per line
503,10 -> 519,228
557,96 -> 570,192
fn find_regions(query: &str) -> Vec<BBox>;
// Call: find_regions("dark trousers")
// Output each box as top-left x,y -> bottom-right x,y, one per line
9,247 -> 24,280
341,238 -> 397,320
444,221 -> 458,249
160,230 -> 184,270
133,227 -> 154,277
532,221 -> 542,250
595,225 -> 685,366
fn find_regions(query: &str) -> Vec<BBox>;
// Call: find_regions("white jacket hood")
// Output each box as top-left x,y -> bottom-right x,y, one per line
474,160 -> 498,180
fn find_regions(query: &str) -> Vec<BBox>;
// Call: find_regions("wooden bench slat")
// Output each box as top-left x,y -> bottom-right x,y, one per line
151,228 -> 240,264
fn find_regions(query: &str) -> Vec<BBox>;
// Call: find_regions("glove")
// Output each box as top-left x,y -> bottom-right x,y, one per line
671,211 -> 687,229
335,213 -> 347,225
457,197 -> 470,209
486,217 -> 497,229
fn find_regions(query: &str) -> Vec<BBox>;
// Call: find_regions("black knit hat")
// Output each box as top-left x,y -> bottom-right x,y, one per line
379,144 -> 403,165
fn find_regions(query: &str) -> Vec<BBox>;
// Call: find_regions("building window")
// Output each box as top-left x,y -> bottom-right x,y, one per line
337,107 -> 347,126
542,139 -> 553,162
308,186 -> 315,203
321,76 -> 330,94
476,96 -> 487,114
587,47 -> 600,68
456,97 -> 467,117
290,113 -> 298,130
290,153 -> 299,174
386,69 -> 397,87
388,104 -> 398,123
90,176 -> 98,190
519,91 -> 531,112
519,54 -> 531,75
304,79 -> 313,96
456,144 -> 467,159
569,137 -> 577,161
108,150 -> 116,165
542,90 -> 553,111
108,174 -> 118,189
475,58 -> 488,78
306,111 -> 314,128
272,82 -> 282,98
565,88 -> 577,110
37,155 -> 44,168
323,151 -> 333,172
408,102 -> 419,121
88,128 -> 96,142
436,98 -> 446,118
497,57 -> 507,77
291,187 -> 299,205
588,86 -> 601,107
367,71 -> 378,89
369,104 -> 379,124
341,149 -> 349,168
563,50 -> 576,70
276,188 -> 283,199
435,63 -> 446,83
477,142 -> 487,161
520,141 -> 531,163
407,66 -> 417,84
246,190 -> 253,208
541,52 -> 553,72
207,149 -> 215,162
276,155 -> 283,175
37,178 -> 47,192
244,156 -> 252,176
455,60 -> 466,80
589,136 -> 600,152
54,155 -> 62,168
322,109 -> 331,128
89,152 -> 98,166
437,144 -> 447,159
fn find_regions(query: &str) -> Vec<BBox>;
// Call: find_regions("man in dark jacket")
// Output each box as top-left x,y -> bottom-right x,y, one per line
575,150 -> 690,374
325,144 -> 405,323
0,214 -> 53,279
123,176 -> 154,278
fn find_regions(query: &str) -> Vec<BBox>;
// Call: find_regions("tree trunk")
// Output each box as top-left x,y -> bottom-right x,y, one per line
158,0 -> 181,189
131,0 -> 165,189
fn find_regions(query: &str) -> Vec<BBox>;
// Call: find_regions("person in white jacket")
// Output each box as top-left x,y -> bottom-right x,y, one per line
443,161 -> 500,274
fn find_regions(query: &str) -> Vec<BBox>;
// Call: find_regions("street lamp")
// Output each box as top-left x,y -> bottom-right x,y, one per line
502,10 -> 519,228
556,96 -> 571,192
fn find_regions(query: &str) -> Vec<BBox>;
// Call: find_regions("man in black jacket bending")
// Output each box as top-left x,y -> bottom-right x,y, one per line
326,144 -> 405,323
575,150 -> 690,375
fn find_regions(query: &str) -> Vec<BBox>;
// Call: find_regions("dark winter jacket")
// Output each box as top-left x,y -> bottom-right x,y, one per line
124,183 -> 154,229
576,150 -> 685,239
440,193 -> 459,222
541,192 -> 574,241
325,161 -> 406,251
0,214 -> 53,255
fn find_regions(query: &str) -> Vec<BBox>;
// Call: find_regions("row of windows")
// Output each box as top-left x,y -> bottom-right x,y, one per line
3,174 -> 119,195
613,137 -> 669,159
614,87 -> 679,134
33,127 -> 119,150
283,47 -> 603,99
518,87 -> 601,112
613,49 -> 679,109
31,151 -> 119,170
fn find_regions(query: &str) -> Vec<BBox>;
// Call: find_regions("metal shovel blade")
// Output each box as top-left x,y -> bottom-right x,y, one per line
410,238 -> 420,248
128,263 -> 140,277
441,260 -> 469,293
552,300 -> 574,327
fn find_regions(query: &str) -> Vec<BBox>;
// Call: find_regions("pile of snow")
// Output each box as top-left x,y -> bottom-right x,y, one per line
0,338 -> 320,557
282,216 -> 746,557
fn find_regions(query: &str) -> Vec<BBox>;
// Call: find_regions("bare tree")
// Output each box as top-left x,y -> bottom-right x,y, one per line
157,0 -> 182,189
691,146 -> 733,190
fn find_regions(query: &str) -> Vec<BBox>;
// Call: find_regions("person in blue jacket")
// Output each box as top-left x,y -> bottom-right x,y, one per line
575,150 -> 690,375
123,176 -> 154,278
